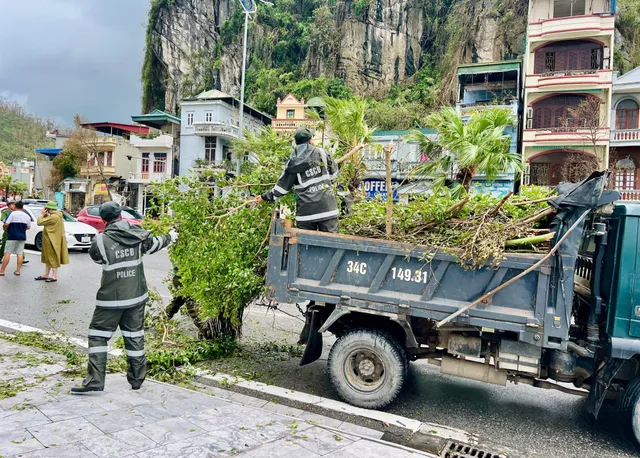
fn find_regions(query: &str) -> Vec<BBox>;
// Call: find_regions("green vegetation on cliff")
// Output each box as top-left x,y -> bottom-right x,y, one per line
142,0 -> 636,130
0,98 -> 52,165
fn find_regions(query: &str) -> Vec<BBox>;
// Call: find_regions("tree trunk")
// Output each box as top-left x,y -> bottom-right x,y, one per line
384,142 -> 393,238
457,167 -> 476,192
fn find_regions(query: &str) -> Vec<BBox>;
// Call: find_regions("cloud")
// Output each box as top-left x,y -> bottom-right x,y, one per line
0,0 -> 150,127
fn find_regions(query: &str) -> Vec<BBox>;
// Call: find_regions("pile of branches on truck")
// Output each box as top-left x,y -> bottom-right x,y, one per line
340,185 -> 557,269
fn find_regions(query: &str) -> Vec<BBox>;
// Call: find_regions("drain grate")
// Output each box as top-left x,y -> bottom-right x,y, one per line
441,440 -> 505,458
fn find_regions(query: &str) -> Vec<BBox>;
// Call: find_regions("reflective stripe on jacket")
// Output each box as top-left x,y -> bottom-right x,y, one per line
261,144 -> 338,223
89,220 -> 171,309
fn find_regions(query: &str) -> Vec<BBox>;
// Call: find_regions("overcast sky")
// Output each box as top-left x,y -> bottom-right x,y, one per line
0,0 -> 150,127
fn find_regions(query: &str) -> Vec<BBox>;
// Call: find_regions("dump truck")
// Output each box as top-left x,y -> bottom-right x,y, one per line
265,172 -> 640,442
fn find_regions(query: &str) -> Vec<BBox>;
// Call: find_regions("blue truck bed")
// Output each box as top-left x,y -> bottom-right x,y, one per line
266,218 -> 570,350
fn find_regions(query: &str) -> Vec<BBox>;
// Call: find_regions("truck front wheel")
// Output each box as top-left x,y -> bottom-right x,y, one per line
621,377 -> 640,443
327,329 -> 407,409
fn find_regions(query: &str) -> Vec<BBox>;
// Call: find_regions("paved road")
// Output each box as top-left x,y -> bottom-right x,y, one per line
2,250 -> 639,457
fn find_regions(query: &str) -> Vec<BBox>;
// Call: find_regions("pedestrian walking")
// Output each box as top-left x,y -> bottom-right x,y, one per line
0,201 -> 31,276
71,201 -> 176,393
35,201 -> 69,282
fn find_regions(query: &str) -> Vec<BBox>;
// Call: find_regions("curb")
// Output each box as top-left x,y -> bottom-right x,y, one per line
190,368 -> 479,456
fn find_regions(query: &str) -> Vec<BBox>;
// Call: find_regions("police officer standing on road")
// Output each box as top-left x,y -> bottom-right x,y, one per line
72,201 -> 176,393
254,126 -> 339,233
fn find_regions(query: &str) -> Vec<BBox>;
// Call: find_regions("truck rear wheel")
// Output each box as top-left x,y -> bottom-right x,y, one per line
621,377 -> 640,443
327,329 -> 407,409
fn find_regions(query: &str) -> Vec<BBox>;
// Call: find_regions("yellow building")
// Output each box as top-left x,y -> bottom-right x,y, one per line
522,0 -> 615,185
271,94 -> 328,147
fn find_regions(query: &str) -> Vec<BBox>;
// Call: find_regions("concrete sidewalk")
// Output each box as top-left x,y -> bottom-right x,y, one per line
0,339 -> 434,458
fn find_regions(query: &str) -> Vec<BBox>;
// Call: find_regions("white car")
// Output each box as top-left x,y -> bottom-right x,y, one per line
1,205 -> 98,252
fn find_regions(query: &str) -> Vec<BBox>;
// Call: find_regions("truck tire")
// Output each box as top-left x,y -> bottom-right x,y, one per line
327,329 -> 407,409
621,377 -> 640,443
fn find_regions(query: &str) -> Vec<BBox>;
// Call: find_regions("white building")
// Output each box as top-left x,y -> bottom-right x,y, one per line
179,90 -> 271,176
129,110 -> 181,213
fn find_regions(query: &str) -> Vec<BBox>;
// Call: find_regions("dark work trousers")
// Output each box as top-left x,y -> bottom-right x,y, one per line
83,303 -> 146,389
297,218 -> 338,233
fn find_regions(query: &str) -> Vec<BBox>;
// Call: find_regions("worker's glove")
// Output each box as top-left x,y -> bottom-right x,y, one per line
169,229 -> 179,243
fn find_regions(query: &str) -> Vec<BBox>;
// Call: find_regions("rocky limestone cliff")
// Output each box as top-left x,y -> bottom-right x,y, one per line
141,0 -> 543,114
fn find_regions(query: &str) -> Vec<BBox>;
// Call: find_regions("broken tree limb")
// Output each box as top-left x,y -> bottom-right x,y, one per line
384,141 -> 393,238
519,207 -> 555,226
444,196 -> 471,217
488,191 -> 513,217
505,232 -> 556,247
436,209 -> 591,328
511,196 -> 554,206
335,144 -> 365,165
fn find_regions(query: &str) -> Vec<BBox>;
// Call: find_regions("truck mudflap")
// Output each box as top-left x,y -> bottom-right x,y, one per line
587,358 -> 624,418
300,309 -> 323,366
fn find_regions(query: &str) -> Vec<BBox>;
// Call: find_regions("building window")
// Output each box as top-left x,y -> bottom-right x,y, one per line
544,52 -> 555,72
205,137 -> 216,162
532,94 -> 589,129
530,163 -> 550,186
287,109 -> 295,119
142,153 -> 150,175
534,40 -> 603,74
615,158 -> 636,190
153,153 -> 167,173
205,111 -> 213,122
616,99 -> 639,130
187,112 -> 194,126
223,144 -> 232,162
553,0 -> 585,18
106,151 -> 113,167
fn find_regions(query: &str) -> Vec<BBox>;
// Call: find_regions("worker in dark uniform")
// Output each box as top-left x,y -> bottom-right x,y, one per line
71,202 -> 175,393
254,126 -> 339,233
255,126 -> 339,345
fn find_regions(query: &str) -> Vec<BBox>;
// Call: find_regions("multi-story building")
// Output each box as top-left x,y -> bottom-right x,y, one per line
129,110 -> 181,213
179,90 -> 271,176
271,94 -> 328,146
523,0 -> 615,186
78,122 -> 148,205
456,60 -> 521,196
610,67 -> 640,200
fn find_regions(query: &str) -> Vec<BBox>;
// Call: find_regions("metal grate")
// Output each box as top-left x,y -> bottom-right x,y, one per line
441,440 -> 505,458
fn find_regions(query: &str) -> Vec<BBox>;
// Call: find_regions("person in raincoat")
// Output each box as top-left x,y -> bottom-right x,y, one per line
71,201 -> 176,393
35,201 -> 69,282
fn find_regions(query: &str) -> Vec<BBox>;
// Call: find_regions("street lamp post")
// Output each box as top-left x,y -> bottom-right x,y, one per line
236,0 -> 273,175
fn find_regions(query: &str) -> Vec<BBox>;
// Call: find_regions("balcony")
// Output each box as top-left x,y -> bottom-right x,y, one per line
523,127 -> 610,146
272,119 -> 318,131
526,69 -> 612,91
129,134 -> 173,148
84,137 -> 118,150
80,165 -> 116,176
610,129 -> 640,146
193,122 -> 239,139
616,189 -> 640,201
457,100 -> 519,118
527,14 -> 615,41
128,172 -> 170,184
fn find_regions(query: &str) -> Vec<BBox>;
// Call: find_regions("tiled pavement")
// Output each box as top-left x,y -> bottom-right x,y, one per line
0,339 -> 434,458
